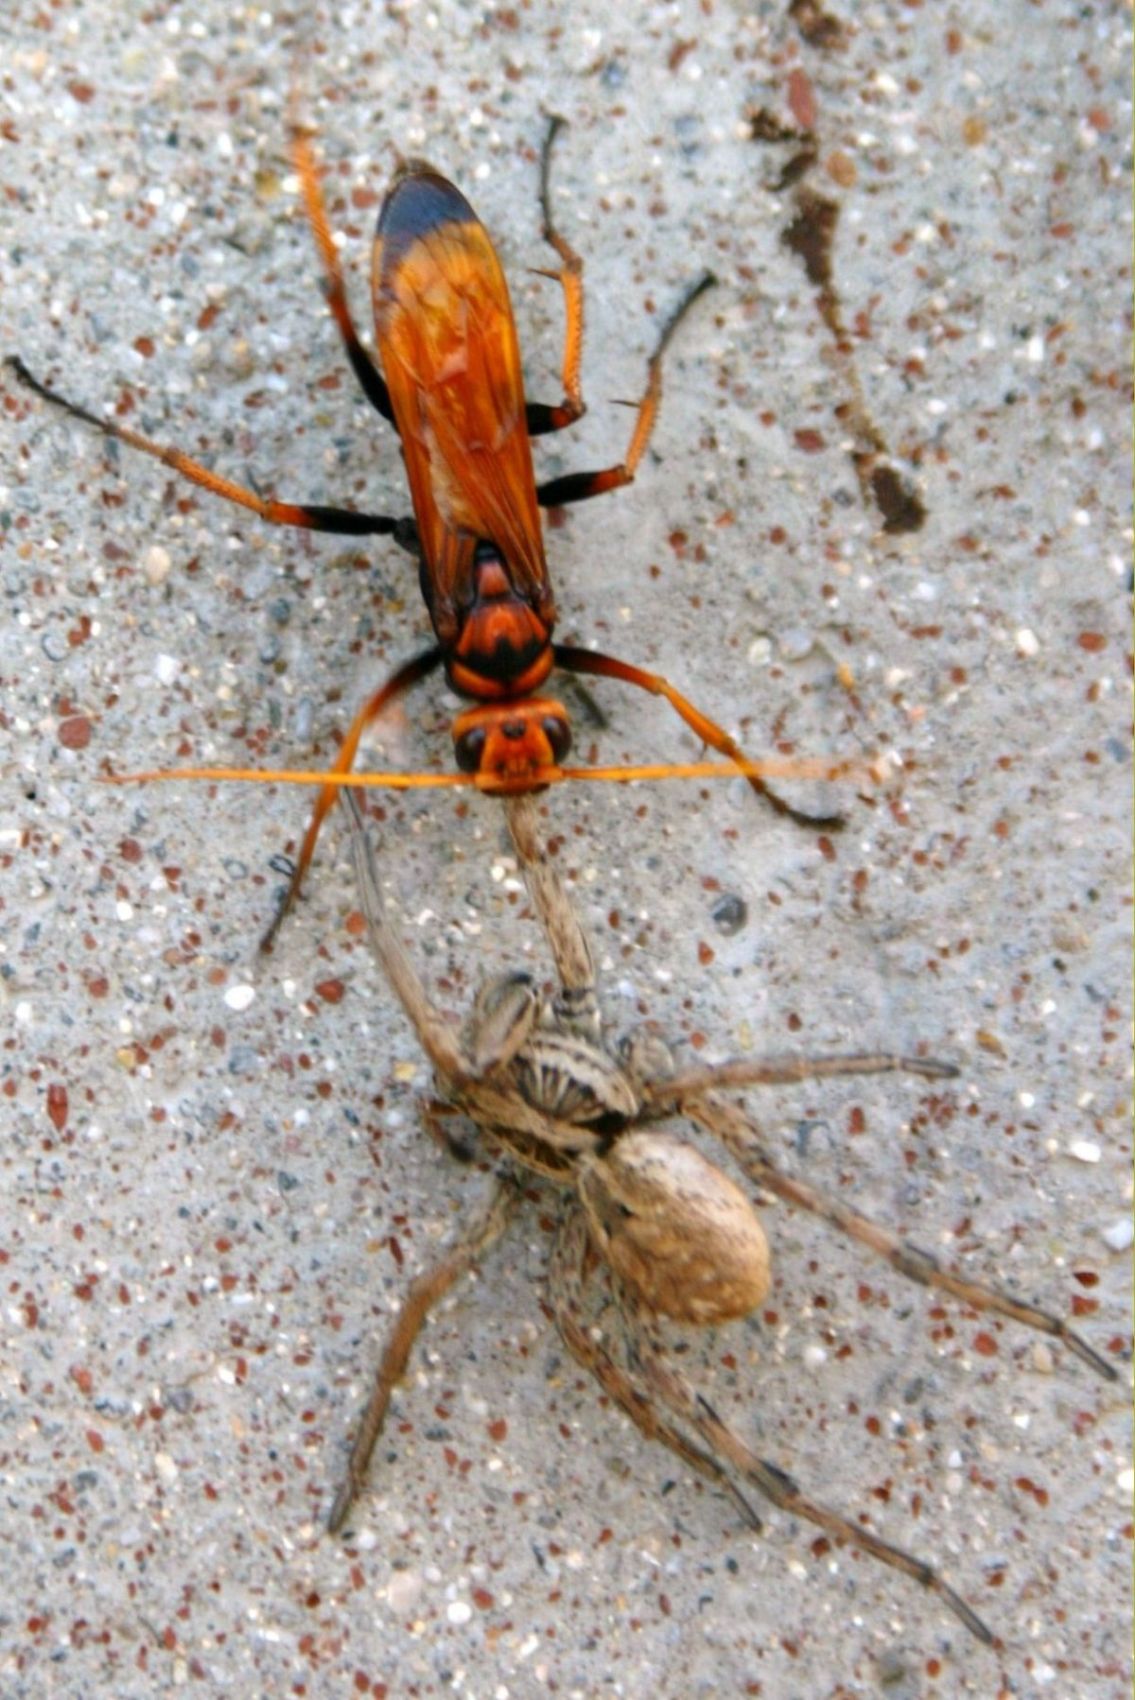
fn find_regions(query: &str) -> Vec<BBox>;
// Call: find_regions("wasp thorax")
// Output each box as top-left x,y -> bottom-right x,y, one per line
578,1131 -> 771,1325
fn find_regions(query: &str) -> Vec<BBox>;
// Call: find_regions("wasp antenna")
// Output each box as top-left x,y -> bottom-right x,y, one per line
102,766 -> 478,794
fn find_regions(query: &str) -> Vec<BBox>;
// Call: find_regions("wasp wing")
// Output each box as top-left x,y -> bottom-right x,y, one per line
372,170 -> 552,648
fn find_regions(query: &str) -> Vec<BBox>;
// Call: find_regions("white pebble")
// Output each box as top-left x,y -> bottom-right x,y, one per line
446,1600 -> 472,1625
779,627 -> 815,662
223,984 -> 256,1012
1068,1139 -> 1101,1164
144,545 -> 173,586
386,1570 -> 422,1611
1100,1217 -> 1133,1252
154,651 -> 180,685
1016,628 -> 1039,657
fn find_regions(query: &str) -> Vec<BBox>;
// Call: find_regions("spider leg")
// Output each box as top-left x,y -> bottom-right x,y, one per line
643,1048 -> 959,1108
695,1390 -> 994,1644
419,1097 -> 481,1164
504,795 -> 601,1041
348,788 -> 577,1094
618,1296 -> 993,1645
344,789 -> 471,1080
329,1169 -> 523,1533
547,1203 -> 765,1532
686,1092 -> 1117,1382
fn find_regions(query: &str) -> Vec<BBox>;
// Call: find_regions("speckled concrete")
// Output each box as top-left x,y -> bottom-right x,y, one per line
1,4 -> 1131,1698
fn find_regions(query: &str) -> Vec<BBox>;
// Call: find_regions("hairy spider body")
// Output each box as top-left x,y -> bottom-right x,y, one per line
577,1130 -> 772,1325
329,790 -> 1118,1648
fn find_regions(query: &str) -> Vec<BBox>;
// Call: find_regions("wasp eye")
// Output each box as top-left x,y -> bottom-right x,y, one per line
542,715 -> 571,765
454,725 -> 486,773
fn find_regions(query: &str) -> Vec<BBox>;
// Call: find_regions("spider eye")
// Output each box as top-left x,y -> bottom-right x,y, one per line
454,725 -> 486,773
542,715 -> 571,765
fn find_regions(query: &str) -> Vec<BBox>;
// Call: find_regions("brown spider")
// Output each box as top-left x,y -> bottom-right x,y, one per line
330,790 -> 1117,1645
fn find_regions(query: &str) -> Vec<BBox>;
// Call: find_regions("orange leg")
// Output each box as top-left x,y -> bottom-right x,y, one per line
534,272 -> 715,504
290,126 -> 395,425
522,170 -> 836,829
10,132 -> 409,517
525,115 -> 587,438
554,643 -> 845,829
260,646 -> 443,950
6,357 -> 408,540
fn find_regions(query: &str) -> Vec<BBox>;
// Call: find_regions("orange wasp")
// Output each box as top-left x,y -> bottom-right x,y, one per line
10,119 -> 828,945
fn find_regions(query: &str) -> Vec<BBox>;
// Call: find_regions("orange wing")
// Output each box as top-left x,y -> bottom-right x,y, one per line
371,167 -> 553,652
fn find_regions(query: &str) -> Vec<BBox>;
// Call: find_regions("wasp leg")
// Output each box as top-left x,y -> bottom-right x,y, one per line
290,126 -> 395,426
553,643 -> 845,831
260,646 -> 444,951
534,273 -> 715,501
7,356 -> 408,538
526,115 -> 587,438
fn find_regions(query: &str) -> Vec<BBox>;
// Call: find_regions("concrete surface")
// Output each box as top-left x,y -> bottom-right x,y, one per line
1,2 -> 1130,1697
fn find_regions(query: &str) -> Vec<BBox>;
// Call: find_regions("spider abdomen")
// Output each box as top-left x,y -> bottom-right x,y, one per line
579,1130 -> 771,1325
